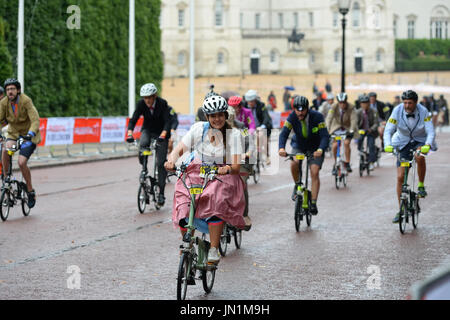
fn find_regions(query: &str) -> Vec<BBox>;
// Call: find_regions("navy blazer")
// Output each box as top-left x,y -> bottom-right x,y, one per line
279,110 -> 330,152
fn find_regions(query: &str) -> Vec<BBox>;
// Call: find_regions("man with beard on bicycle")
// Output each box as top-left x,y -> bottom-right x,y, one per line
326,92 -> 357,173
127,83 -> 172,207
278,95 -> 330,215
384,90 -> 436,223
356,94 -> 379,171
0,78 -> 41,208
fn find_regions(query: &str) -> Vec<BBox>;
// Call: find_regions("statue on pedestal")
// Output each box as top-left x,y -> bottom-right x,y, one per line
288,28 -> 305,52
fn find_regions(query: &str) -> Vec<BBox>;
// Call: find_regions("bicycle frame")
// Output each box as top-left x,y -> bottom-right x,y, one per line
175,164 -> 221,270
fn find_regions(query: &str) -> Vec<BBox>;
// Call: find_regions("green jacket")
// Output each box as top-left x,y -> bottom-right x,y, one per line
0,93 -> 41,145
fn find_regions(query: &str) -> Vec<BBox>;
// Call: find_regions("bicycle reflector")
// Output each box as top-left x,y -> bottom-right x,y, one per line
296,154 -> 305,160
142,150 -> 152,156
190,188 -> 203,195
359,130 -> 366,135
400,162 -> 411,167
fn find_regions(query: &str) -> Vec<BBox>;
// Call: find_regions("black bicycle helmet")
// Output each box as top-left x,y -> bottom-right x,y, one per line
359,94 -> 370,103
291,95 -> 309,111
401,90 -> 418,102
3,78 -> 21,90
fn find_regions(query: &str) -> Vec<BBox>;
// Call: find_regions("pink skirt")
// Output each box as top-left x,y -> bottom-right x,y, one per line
172,162 -> 246,230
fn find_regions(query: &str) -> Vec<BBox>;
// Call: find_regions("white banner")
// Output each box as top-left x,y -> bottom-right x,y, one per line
177,114 -> 196,131
45,117 -> 75,146
100,117 -> 127,143
269,111 -> 281,129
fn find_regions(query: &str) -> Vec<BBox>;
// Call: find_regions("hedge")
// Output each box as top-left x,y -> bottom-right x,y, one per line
0,17 -> 13,86
395,39 -> 450,71
0,1 -> 162,117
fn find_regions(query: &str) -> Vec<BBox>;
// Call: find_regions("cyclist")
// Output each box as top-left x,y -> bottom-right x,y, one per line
167,106 -> 179,154
278,96 -> 330,215
0,78 -> 41,208
356,94 -> 379,171
244,90 -> 273,165
383,90 -> 436,223
127,83 -> 172,207
164,95 -> 246,264
228,95 -> 256,231
368,92 -> 391,150
326,92 -> 357,173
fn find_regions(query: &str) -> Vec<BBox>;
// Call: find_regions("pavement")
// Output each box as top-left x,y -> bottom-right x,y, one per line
0,130 -> 449,300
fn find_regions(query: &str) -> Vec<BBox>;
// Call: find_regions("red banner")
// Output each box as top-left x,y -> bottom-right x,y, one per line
38,118 -> 47,147
73,118 -> 102,144
280,111 -> 291,128
125,117 -> 144,141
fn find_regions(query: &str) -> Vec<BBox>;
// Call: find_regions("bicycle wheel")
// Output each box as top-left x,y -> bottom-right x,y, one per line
253,163 -> 260,184
412,197 -> 420,229
335,165 -> 340,190
234,228 -> 242,249
306,193 -> 312,227
0,189 -> 12,222
153,184 -> 161,210
219,224 -> 228,256
20,183 -> 31,217
294,195 -> 302,231
359,160 -> 364,177
177,253 -> 190,301
137,184 -> 147,213
399,200 -> 408,234
202,267 -> 216,294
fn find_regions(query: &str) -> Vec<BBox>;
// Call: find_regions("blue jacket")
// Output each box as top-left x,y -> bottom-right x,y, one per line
279,110 -> 330,152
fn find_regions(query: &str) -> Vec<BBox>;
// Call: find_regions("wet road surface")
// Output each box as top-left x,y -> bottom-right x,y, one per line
0,132 -> 449,300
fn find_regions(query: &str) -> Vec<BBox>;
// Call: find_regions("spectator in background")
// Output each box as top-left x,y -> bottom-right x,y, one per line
318,93 -> 334,119
267,91 -> 277,111
312,82 -> 319,95
392,95 -> 401,107
429,94 -> 439,127
325,80 -> 332,93
437,94 -> 448,125
283,88 -> 291,111
312,91 -> 324,111
0,86 -> 4,100
167,106 -> 179,154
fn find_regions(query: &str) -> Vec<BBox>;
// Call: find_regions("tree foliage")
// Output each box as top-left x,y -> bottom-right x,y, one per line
0,0 -> 162,117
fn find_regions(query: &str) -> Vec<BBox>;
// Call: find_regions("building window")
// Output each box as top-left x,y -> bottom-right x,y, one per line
255,13 -> 260,29
240,12 -> 243,28
293,12 -> 298,29
177,52 -> 185,66
178,9 -> 185,28
352,2 -> 360,27
309,12 -> 314,27
215,0 -> 223,27
217,52 -> 225,65
408,19 -> 415,39
278,12 -> 284,29
310,52 -> 315,64
376,49 -> 383,62
333,11 -> 339,28
334,49 -> 340,63
393,18 -> 397,38
436,21 -> 443,39
270,50 -> 277,63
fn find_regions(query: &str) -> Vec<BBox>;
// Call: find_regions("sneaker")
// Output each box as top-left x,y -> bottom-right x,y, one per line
157,194 -> 165,206
418,186 -> 427,198
310,202 -> 318,215
345,162 -> 352,173
244,216 -> 252,231
369,162 -> 375,171
207,247 -> 220,264
266,158 -> 271,166
392,212 -> 400,223
27,190 -> 36,208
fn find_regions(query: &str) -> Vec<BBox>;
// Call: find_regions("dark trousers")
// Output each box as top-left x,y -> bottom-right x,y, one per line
139,129 -> 168,195
358,134 -> 376,163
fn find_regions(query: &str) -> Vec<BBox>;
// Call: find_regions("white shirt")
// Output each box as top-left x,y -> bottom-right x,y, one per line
182,122 -> 243,165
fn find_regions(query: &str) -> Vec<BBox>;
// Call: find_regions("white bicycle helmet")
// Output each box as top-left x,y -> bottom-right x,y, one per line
202,95 -> 229,115
140,83 -> 157,97
244,89 -> 258,102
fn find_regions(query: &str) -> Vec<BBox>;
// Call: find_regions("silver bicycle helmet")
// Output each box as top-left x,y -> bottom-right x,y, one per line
336,92 -> 348,102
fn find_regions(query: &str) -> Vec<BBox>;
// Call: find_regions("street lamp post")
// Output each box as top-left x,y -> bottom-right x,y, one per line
338,0 -> 351,93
